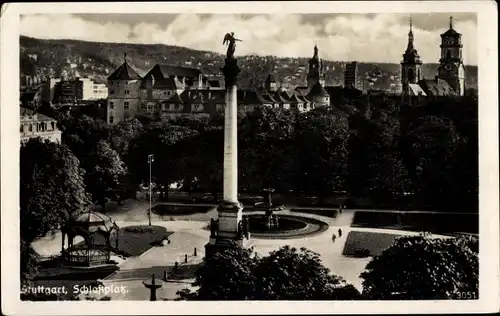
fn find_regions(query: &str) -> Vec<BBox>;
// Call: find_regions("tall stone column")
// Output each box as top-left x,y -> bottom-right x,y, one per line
205,57 -> 251,258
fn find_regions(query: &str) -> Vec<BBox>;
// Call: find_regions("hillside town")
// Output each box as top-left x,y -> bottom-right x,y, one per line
21,17 -> 472,137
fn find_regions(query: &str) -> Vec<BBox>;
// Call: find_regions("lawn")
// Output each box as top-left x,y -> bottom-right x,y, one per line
290,208 -> 338,218
77,225 -> 173,257
351,211 -> 401,228
151,205 -> 212,216
342,231 -> 404,257
351,211 -> 478,234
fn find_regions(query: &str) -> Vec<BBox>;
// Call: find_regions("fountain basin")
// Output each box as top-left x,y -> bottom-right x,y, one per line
246,214 -> 329,239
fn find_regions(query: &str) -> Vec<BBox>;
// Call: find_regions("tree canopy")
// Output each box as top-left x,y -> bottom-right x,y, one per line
181,245 -> 361,300
83,140 -> 127,208
20,138 -> 91,243
360,234 -> 478,300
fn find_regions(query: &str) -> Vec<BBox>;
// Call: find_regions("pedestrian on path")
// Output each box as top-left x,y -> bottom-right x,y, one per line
338,228 -> 342,237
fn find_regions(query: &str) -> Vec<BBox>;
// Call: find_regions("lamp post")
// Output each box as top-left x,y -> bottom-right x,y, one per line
148,154 -> 154,226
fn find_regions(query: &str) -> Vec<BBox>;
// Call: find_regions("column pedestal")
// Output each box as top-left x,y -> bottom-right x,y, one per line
205,201 -> 253,258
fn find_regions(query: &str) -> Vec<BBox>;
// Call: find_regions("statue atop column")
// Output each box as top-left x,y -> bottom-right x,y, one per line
222,32 -> 242,87
223,32 -> 242,60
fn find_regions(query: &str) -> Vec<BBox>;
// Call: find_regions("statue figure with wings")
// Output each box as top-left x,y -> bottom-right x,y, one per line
223,32 -> 242,60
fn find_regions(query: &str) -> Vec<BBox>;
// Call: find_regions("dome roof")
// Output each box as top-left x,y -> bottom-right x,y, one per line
308,81 -> 330,98
69,211 -> 117,233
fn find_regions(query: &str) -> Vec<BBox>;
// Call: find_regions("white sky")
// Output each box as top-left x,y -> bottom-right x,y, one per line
20,13 -> 477,65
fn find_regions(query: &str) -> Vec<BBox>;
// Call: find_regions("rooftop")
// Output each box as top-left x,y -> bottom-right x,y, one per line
107,61 -> 142,80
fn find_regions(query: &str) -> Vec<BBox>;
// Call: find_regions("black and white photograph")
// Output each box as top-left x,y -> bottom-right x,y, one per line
1,1 -> 498,315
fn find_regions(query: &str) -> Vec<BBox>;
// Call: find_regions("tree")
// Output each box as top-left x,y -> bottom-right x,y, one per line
126,121 -> 198,200
254,246 -> 360,300
348,109 -> 410,202
20,138 -> 91,243
400,115 -> 461,209
183,127 -> 224,199
239,106 -> 297,192
192,244 -> 258,300
181,245 -> 361,300
109,118 -> 144,157
294,111 -> 349,200
59,114 -> 110,161
83,140 -> 127,209
20,240 -> 39,286
360,234 -> 478,299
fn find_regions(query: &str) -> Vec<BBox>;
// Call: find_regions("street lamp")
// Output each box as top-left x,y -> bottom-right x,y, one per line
148,154 -> 154,226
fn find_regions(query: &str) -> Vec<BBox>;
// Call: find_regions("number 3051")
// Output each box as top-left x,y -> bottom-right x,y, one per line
456,292 -> 478,299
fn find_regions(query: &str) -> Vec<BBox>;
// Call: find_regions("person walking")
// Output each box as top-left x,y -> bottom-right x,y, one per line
338,228 -> 342,237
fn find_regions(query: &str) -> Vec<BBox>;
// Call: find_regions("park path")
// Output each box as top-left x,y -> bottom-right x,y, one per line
32,198 -> 456,300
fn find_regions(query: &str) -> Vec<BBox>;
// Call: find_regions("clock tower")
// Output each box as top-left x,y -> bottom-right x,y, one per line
401,18 -> 423,93
437,17 -> 466,96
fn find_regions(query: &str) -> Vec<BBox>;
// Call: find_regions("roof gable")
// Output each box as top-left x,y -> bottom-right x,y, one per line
107,61 -> 141,80
157,64 -> 202,78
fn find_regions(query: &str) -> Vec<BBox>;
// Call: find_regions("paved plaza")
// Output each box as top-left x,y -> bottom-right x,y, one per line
31,199 -> 446,300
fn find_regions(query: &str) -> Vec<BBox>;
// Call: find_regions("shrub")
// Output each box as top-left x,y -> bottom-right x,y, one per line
124,226 -> 154,233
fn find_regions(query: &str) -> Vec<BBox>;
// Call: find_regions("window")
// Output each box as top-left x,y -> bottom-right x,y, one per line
20,125 -> 24,133
124,115 -> 130,120
124,101 -> 129,110
28,124 -> 32,132
124,90 -> 130,95
109,116 -> 114,124
109,102 -> 114,109
51,122 -> 55,130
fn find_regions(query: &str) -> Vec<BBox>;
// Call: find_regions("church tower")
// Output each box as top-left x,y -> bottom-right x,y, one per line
401,18 -> 423,93
437,17 -> 466,96
307,45 -> 325,89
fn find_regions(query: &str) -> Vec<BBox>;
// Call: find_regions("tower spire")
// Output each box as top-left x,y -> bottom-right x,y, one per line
449,16 -> 453,29
407,17 -> 414,50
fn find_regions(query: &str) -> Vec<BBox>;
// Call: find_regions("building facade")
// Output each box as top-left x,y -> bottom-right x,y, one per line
20,107 -> 62,144
344,61 -> 363,90
44,77 -> 108,105
106,56 -> 142,125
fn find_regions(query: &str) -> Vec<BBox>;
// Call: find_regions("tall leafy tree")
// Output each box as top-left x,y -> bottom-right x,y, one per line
59,114 -> 110,161
126,121 -> 198,199
294,111 -> 349,200
239,106 -> 297,192
400,115 -> 460,209
83,140 -> 127,209
20,138 -> 91,243
360,234 -> 478,299
348,109 -> 410,201
109,118 -> 144,157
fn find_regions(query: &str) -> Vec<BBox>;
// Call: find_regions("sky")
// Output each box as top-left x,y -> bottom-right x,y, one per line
20,13 -> 477,65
